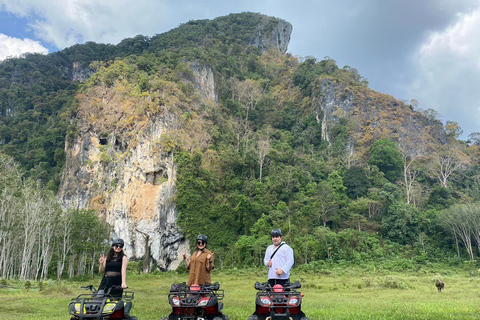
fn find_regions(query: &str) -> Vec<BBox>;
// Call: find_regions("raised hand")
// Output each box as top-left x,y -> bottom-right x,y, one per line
99,254 -> 105,264
207,253 -> 214,260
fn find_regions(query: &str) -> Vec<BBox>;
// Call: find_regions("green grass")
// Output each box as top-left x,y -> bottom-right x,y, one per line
1,268 -> 480,319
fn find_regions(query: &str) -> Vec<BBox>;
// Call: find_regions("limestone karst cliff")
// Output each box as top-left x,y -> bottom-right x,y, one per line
56,14 -> 292,269
57,61 -> 219,269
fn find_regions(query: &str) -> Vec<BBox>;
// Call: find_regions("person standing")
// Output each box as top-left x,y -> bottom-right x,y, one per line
183,235 -> 215,286
264,228 -> 294,287
99,238 -> 129,297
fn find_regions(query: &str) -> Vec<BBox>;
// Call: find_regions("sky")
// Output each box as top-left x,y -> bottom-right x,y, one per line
0,0 -> 479,139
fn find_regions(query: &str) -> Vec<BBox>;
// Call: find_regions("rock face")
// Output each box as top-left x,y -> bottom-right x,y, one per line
251,18 -> 292,54
311,80 -> 354,142
57,62 -> 217,270
190,61 -> 217,102
312,79 -> 449,159
58,115 -> 189,270
71,62 -> 94,82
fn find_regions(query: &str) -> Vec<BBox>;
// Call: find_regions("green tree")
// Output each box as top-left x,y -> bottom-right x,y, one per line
368,139 -> 403,182
343,166 -> 369,199
380,183 -> 426,245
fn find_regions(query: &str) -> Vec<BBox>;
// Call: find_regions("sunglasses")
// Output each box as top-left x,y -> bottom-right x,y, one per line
113,244 -> 123,249
197,241 -> 205,245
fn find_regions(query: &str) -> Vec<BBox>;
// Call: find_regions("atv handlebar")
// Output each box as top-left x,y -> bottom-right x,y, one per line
168,282 -> 224,300
79,285 -> 127,294
254,281 -> 302,290
80,285 -> 95,292
171,282 -> 220,291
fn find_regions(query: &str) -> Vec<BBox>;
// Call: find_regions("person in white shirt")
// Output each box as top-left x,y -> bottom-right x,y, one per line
264,228 -> 294,286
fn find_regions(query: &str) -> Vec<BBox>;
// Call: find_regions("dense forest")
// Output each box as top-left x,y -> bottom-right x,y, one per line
1,12 -> 480,279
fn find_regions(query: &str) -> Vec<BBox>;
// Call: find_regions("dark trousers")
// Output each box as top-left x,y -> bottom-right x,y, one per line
99,275 -> 123,298
268,278 -> 290,287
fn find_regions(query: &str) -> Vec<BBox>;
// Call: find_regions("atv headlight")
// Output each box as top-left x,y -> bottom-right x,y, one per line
260,296 -> 272,307
171,297 -> 181,307
69,302 -> 82,314
288,296 -> 299,306
197,298 -> 210,307
103,302 -> 117,313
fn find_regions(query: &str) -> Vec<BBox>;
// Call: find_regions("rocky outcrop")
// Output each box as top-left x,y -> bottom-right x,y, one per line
312,79 -> 449,159
190,61 -> 217,102
312,80 -> 354,142
251,18 -> 292,54
58,116 -> 189,270
71,62 -> 94,82
57,61 -> 216,270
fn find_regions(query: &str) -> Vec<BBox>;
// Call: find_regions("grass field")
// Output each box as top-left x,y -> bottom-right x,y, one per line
1,268 -> 479,320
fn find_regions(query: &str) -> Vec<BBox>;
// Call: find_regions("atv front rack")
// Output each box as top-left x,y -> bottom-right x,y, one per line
168,282 -> 224,301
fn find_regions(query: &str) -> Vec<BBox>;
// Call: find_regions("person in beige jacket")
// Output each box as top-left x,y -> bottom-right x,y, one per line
183,235 -> 215,286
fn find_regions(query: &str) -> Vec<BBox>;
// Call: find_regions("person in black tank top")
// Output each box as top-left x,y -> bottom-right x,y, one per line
99,238 -> 129,298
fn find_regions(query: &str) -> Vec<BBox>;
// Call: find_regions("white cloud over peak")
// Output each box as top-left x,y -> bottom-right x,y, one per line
410,9 -> 480,137
0,0 -> 168,48
0,33 -> 48,61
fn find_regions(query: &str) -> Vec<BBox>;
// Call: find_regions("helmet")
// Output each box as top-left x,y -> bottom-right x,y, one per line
112,238 -> 124,246
196,235 -> 208,243
271,229 -> 282,237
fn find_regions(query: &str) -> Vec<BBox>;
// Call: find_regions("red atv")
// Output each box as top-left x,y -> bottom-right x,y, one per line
161,282 -> 229,320
248,281 -> 309,320
68,285 -> 137,320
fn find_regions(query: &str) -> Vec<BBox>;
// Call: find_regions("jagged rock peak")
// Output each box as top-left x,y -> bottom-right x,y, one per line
148,12 -> 292,54
250,15 -> 292,54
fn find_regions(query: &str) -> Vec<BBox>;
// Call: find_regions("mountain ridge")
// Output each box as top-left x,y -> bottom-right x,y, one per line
0,12 -> 478,273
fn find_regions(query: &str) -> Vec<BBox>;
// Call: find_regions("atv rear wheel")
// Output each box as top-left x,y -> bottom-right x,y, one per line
248,316 -> 258,320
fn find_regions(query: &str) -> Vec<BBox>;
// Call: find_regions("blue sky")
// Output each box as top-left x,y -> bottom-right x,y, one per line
0,0 -> 479,139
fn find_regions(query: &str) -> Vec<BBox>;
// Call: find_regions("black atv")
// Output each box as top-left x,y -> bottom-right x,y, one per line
160,282 -> 228,320
248,281 -> 310,320
68,285 -> 137,320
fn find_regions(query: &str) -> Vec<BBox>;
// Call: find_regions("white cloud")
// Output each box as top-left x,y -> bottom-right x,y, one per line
0,0 -> 168,48
0,33 -> 48,61
410,9 -> 480,136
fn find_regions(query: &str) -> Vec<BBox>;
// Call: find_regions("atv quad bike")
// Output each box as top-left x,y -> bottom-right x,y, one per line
160,282 -> 228,320
248,281 -> 309,320
68,285 -> 137,320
